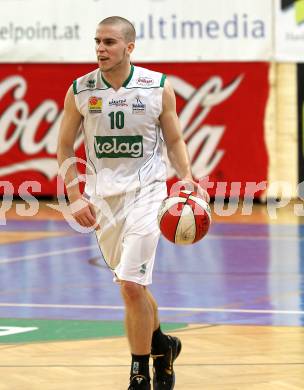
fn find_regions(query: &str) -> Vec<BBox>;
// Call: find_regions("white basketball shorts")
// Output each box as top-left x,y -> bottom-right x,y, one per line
92,181 -> 167,286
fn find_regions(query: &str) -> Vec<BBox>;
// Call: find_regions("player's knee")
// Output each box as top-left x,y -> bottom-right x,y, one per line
120,280 -> 144,302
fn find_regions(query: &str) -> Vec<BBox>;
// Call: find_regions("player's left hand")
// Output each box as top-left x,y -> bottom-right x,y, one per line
179,178 -> 210,203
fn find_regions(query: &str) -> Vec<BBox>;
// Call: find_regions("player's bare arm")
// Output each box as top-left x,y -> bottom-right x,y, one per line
160,79 -> 192,180
57,86 -> 97,228
160,79 -> 209,200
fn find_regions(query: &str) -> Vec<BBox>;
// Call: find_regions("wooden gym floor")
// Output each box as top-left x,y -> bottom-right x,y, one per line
0,200 -> 303,389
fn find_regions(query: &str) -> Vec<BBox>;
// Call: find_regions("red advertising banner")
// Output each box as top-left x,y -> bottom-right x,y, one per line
0,63 -> 269,197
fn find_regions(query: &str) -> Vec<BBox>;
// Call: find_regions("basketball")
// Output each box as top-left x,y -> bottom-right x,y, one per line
157,190 -> 211,245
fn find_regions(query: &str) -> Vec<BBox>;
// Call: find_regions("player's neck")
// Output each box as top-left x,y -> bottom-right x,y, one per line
101,62 -> 132,91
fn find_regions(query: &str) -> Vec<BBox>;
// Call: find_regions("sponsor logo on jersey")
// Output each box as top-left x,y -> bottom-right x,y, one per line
86,79 -> 96,89
108,98 -> 128,107
132,97 -> 146,114
88,96 -> 102,113
94,135 -> 143,158
136,77 -> 153,86
281,0 -> 304,24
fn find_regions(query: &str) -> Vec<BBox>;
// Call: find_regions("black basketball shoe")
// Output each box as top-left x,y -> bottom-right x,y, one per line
128,375 -> 151,389
151,336 -> 182,390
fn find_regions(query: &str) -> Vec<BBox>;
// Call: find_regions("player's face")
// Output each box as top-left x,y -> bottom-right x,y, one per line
94,24 -> 134,73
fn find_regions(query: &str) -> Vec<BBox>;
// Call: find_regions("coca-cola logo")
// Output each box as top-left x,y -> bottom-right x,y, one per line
0,73 -> 242,180
0,75 -> 82,179
167,73 -> 243,178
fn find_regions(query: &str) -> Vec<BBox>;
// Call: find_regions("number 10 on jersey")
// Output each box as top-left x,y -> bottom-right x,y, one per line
108,111 -> 125,130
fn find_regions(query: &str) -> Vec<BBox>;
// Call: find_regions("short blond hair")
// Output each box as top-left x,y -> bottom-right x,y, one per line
99,16 -> 136,43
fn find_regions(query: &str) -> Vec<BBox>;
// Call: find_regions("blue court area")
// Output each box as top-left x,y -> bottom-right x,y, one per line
0,219 -> 303,327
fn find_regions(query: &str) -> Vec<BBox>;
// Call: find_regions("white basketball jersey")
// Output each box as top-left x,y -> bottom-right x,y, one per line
73,65 -> 167,198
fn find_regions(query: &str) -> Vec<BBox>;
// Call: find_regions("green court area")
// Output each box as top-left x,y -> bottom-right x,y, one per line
0,318 -> 186,343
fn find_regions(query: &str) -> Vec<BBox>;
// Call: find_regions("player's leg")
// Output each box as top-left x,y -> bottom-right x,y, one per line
146,289 -> 182,390
110,181 -> 182,389
145,288 -> 169,351
117,184 -> 166,388
117,229 -> 158,389
145,288 -> 160,331
121,281 -> 153,389
93,192 -> 154,388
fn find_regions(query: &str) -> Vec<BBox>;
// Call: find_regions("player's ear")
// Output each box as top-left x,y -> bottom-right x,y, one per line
127,42 -> 135,55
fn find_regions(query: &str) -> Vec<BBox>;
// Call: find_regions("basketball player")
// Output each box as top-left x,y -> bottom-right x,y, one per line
57,16 -> 207,390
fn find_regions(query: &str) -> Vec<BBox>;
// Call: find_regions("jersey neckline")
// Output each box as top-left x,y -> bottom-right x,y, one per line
100,64 -> 134,89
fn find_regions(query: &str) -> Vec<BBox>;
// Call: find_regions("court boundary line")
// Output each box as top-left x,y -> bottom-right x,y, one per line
0,245 -> 98,264
0,303 -> 303,315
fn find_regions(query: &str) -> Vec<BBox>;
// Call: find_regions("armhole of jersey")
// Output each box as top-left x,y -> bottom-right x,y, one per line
158,74 -> 167,116
72,80 -> 81,112
73,79 -> 78,95
160,74 -> 166,87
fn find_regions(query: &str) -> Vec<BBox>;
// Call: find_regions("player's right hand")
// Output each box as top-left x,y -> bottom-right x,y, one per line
69,196 -> 100,230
